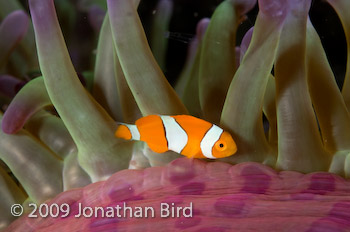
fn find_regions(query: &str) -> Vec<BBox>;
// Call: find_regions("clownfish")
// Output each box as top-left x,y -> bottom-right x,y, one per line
115,115 -> 237,159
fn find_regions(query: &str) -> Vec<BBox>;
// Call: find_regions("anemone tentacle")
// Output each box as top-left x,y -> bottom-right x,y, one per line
199,0 -> 256,124
95,15 -> 141,123
0,113 -> 63,204
0,10 -> 29,69
221,0 -> 288,165
0,74 -> 25,99
1,77 -> 50,134
180,18 -> 210,117
93,15 -> 124,122
150,0 -> 173,71
326,0 -> 350,109
29,0 -> 132,182
306,19 -> 350,154
107,0 -> 188,116
0,168 -> 26,230
275,0 -> 331,172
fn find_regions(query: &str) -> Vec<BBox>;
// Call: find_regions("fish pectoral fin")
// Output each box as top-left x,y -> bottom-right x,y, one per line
187,152 -> 199,159
146,142 -> 169,153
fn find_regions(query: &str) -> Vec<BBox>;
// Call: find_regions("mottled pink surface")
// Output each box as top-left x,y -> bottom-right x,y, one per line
6,158 -> 350,232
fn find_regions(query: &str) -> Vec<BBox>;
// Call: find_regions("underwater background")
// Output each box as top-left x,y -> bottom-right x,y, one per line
1,0 -> 350,231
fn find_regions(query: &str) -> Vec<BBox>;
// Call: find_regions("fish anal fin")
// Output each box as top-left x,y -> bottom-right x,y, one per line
135,115 -> 160,127
146,142 -> 169,153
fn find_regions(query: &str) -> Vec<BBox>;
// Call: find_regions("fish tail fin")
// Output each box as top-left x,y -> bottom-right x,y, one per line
115,123 -> 140,141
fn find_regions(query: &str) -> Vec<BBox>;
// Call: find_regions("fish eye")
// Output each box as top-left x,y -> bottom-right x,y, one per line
215,141 -> 226,151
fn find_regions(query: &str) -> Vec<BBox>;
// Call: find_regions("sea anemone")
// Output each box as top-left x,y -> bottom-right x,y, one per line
1,0 -> 350,231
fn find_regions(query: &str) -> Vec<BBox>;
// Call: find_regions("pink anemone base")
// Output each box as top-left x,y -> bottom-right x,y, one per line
6,158 -> 350,232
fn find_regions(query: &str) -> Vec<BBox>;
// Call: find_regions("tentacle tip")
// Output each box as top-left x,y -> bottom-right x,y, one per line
1,115 -> 22,134
88,5 -> 105,32
258,0 -> 289,19
196,18 -> 210,40
240,27 -> 254,60
10,9 -> 30,24
235,0 -> 257,15
1,123 -> 14,135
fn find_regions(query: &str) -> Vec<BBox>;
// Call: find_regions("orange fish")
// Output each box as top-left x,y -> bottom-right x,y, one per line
115,115 -> 237,159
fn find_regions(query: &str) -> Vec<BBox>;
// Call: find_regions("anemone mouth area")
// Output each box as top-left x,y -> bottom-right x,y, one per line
6,158 -> 350,232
